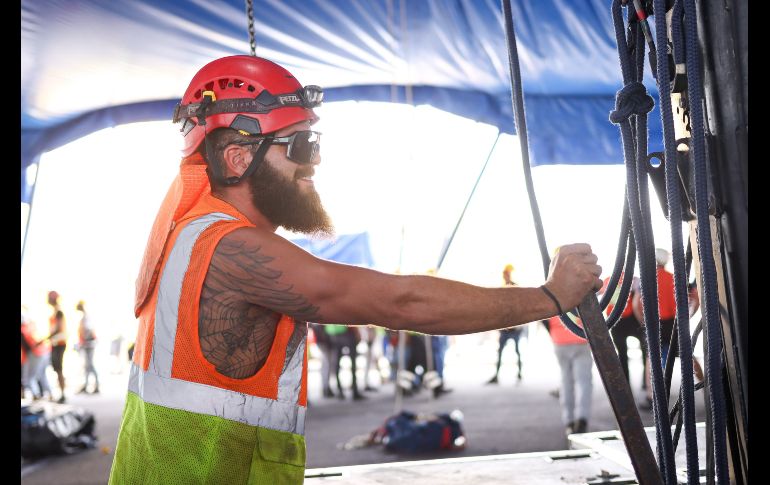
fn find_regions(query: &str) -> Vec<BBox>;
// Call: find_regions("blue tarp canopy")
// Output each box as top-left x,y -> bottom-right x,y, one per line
291,232 -> 375,267
21,0 -> 663,203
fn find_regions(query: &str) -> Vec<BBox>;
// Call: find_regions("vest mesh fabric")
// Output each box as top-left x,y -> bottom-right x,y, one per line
109,393 -> 305,484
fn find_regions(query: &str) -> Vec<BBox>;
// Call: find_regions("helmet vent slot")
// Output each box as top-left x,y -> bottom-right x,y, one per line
233,79 -> 245,89
218,78 -> 229,90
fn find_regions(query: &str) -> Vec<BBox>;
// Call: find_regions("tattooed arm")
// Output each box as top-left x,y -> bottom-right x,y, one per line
202,227 -> 601,341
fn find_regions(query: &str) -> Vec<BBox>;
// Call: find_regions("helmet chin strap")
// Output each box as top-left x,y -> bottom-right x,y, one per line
196,91 -> 274,187
204,134 -> 273,186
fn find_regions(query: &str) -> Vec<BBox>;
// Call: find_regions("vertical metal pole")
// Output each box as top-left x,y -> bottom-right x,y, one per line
423,334 -> 435,399
21,158 -> 41,269
394,330 -> 407,414
435,133 -> 501,270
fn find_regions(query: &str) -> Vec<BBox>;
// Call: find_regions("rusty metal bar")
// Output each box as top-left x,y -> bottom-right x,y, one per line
578,295 -> 663,485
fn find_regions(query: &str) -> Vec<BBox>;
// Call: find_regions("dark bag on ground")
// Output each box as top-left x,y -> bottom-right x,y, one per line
371,410 -> 466,453
21,401 -> 97,457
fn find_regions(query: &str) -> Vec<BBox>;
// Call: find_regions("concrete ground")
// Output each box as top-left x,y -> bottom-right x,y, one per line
21,325 -> 706,484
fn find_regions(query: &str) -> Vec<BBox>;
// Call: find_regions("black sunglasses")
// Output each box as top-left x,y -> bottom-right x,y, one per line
235,130 -> 321,165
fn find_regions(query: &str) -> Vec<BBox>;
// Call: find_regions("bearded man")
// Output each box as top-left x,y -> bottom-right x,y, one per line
109,55 -> 602,484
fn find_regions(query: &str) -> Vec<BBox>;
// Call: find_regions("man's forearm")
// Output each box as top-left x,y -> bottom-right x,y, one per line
382,275 -> 559,335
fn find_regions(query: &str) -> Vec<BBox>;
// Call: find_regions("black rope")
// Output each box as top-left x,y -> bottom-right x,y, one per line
610,1 -> 678,481
501,0 -> 591,337
500,0 -> 548,277
609,82 -> 655,124
669,319 -> 704,452
603,228 -> 637,330
245,0 -> 256,56
650,0 -> 700,481
597,198 -> 631,312
681,0 -> 730,481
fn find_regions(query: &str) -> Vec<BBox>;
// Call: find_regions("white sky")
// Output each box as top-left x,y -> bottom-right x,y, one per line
20,101 -> 687,338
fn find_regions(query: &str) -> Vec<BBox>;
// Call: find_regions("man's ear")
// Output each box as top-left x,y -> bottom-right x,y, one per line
222,144 -> 250,177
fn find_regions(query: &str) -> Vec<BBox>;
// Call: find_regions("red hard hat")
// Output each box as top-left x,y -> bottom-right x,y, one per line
174,55 -> 321,157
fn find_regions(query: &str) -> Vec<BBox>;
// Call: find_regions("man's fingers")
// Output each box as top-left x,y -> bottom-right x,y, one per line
558,243 -> 592,255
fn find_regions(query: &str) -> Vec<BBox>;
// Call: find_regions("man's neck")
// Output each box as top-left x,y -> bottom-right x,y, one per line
212,187 -> 278,231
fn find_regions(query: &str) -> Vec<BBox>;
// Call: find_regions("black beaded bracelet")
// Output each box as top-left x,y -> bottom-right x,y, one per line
539,285 -> 563,315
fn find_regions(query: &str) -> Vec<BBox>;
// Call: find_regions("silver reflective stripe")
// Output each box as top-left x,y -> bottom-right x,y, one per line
277,324 -> 307,402
128,363 -> 306,435
150,212 -> 236,377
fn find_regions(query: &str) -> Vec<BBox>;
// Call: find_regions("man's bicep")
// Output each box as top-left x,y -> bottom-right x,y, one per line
207,230 -> 322,322
210,229 -> 389,323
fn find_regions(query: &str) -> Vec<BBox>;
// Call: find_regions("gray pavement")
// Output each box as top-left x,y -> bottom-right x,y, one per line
21,328 -> 706,484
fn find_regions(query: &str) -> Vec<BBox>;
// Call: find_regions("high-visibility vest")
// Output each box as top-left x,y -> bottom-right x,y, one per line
109,193 -> 308,484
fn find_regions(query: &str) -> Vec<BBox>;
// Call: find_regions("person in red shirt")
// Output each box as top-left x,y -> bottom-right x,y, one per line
548,315 -> 593,436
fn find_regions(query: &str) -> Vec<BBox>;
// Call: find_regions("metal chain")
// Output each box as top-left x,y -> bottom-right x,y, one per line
245,0 -> 256,56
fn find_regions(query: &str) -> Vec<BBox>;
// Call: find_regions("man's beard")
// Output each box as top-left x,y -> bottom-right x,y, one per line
248,160 -> 334,237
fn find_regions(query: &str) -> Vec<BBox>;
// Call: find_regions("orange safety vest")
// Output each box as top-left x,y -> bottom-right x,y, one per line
111,179 -> 308,483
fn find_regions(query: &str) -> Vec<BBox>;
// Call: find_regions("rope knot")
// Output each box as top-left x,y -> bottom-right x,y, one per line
609,82 -> 655,125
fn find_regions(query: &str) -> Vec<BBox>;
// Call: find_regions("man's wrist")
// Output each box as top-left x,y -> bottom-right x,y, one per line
539,285 -> 563,315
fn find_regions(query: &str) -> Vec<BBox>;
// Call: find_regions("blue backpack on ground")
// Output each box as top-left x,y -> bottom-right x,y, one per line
372,410 -> 466,453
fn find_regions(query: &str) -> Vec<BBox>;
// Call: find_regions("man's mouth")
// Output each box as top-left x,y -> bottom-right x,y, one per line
296,170 -> 315,184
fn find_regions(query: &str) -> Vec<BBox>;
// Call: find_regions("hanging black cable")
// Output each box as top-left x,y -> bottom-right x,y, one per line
500,0 -> 588,338
597,198 -> 632,312
681,0 -> 729,481
500,0 -> 547,275
603,227 -> 638,330
650,0 -> 700,481
669,318 -> 703,453
596,196 -> 643,333
609,1 -> 677,482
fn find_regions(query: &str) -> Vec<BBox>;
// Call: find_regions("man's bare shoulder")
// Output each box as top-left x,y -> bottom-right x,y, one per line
207,226 -> 321,322
198,227 -> 320,378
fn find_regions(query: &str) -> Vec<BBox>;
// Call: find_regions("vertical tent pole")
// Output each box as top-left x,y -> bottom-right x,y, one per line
21,157 -> 41,269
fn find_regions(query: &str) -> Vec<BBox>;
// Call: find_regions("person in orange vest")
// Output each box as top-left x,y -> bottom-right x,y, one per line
633,248 -> 677,410
547,315 -> 593,436
109,55 -> 603,484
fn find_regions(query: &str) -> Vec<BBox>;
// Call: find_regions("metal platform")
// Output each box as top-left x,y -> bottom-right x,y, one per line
304,423 -> 707,484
